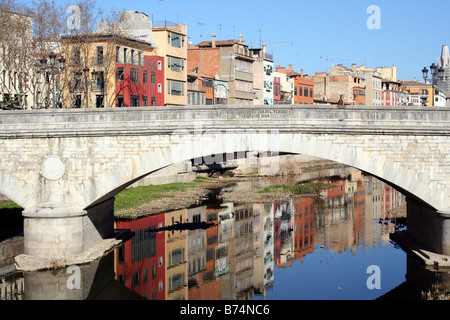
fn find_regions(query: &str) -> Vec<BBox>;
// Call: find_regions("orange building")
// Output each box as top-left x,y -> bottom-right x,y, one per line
293,73 -> 314,104
292,198 -> 315,262
275,65 -> 314,104
353,86 -> 366,105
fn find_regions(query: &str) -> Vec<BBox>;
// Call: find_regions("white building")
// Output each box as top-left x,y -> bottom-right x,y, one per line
251,44 -> 274,105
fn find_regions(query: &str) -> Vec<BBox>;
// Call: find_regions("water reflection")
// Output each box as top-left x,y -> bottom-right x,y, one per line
113,173 -> 408,300
1,171 -> 449,300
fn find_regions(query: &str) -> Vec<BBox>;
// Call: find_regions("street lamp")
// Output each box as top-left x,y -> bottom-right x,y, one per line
39,52 -> 66,108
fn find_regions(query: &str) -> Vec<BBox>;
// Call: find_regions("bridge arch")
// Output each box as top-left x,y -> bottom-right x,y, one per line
83,130 -> 445,214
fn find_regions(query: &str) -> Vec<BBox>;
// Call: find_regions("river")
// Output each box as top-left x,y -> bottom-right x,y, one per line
0,168 -> 448,301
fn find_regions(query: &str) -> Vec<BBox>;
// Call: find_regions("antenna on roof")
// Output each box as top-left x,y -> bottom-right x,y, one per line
198,22 -> 206,40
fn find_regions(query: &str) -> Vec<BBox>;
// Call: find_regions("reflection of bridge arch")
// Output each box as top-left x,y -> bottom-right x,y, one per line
1,105 -> 448,264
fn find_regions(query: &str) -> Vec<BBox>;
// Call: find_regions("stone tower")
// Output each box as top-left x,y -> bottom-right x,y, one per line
433,45 -> 450,94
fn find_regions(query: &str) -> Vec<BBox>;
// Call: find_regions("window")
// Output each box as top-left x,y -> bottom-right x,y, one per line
115,45 -> 120,63
116,67 -> 124,82
310,88 -> 313,98
168,57 -> 184,72
138,51 -> 142,66
304,87 -> 308,97
72,46 -> 81,66
93,71 -> 105,91
158,83 -> 162,93
123,47 -> 128,64
299,86 -> 303,96
130,95 -> 140,107
130,68 -> 139,83
143,96 -> 147,106
169,248 -> 184,266
143,70 -> 148,84
72,72 -> 81,91
151,97 -> 156,106
95,94 -> 104,108
117,95 -> 124,107
170,273 -> 184,292
168,80 -> 184,96
168,32 -> 184,48
75,94 -> 82,108
203,79 -> 213,88
157,60 -> 162,70
96,46 -> 104,65
131,49 -> 135,64
235,80 -> 253,92
151,71 -> 156,85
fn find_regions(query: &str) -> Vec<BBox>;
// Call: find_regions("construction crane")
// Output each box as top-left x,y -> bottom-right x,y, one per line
264,41 -> 294,47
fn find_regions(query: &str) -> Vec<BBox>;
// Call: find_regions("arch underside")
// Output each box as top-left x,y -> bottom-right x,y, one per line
83,133 -> 446,213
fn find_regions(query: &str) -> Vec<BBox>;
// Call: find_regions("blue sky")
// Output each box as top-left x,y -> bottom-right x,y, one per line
31,0 -> 450,81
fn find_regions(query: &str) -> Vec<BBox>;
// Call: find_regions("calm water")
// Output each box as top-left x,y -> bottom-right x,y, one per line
0,170 -> 446,300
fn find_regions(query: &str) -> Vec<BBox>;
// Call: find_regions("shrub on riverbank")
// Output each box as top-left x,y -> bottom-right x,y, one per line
114,182 -> 198,212
257,182 -> 335,196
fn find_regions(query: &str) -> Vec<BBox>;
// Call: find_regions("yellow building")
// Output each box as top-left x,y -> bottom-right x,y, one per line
152,23 -> 188,106
402,80 -> 434,106
60,33 -> 155,108
165,208 -> 188,300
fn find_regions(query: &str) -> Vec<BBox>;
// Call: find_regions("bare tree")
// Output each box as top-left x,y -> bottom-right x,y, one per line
0,0 -> 36,109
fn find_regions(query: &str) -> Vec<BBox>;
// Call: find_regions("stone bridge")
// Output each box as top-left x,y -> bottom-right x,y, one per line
0,105 -> 449,269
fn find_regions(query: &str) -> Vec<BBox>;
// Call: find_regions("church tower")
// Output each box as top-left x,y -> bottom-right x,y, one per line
433,45 -> 450,94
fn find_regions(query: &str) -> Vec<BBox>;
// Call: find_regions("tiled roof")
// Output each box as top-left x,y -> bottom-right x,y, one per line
197,39 -> 241,47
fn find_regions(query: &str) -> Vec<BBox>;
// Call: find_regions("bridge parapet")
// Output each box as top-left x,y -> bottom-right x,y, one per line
0,105 -> 449,138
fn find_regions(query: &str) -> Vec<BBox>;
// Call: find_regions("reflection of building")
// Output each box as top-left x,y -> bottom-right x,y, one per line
115,213 -> 165,300
292,198 -> 315,263
187,206 -> 207,299
229,205 -> 254,299
252,203 -> 274,297
165,209 -> 187,300
273,201 -> 294,267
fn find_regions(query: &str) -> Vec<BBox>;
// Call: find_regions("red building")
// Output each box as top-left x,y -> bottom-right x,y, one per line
273,76 -> 281,104
115,213 -> 166,300
292,198 -> 315,262
115,55 -> 165,107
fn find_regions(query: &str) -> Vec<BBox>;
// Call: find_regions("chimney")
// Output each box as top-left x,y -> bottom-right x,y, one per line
239,34 -> 243,43
289,64 -> 293,71
301,69 -> 304,78
212,33 -> 216,48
